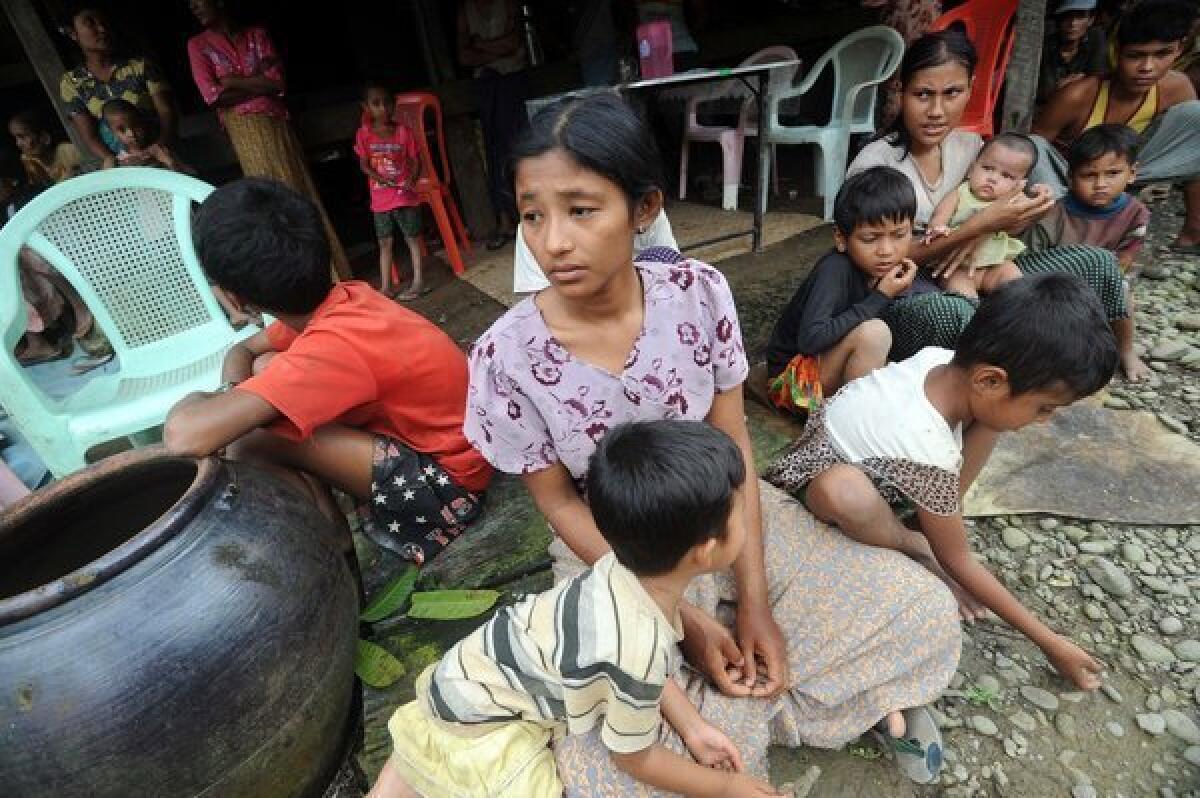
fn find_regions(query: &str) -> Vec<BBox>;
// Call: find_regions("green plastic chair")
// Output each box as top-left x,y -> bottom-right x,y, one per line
0,167 -> 245,477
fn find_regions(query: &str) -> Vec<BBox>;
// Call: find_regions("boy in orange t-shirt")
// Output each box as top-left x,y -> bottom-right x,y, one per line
165,178 -> 492,565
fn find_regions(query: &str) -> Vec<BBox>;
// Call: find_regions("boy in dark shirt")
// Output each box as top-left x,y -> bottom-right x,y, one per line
766,166 -> 932,417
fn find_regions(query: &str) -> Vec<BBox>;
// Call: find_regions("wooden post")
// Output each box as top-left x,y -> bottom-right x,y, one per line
3,0 -> 89,155
1001,0 -> 1047,133
444,115 -> 495,240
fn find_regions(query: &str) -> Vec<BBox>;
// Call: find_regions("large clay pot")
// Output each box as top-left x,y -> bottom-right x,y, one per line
0,450 -> 359,797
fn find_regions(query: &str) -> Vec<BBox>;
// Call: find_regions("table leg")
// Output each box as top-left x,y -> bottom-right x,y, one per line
754,71 -> 769,253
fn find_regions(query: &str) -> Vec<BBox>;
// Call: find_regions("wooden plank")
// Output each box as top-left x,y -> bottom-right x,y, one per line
2,0 -> 89,155
1001,0 -> 1046,133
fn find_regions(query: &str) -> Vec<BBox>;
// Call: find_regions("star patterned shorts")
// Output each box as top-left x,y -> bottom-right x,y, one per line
359,436 -> 484,566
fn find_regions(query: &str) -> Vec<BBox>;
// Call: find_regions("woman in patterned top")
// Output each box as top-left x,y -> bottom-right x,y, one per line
58,4 -> 177,169
465,93 -> 963,787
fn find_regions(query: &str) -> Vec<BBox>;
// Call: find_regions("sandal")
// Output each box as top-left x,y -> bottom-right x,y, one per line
871,706 -> 944,785
395,286 -> 431,302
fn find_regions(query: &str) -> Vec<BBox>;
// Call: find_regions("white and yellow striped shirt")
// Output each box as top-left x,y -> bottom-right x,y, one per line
419,553 -> 684,754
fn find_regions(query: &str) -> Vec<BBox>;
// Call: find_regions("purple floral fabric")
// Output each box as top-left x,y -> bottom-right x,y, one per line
465,259 -> 748,482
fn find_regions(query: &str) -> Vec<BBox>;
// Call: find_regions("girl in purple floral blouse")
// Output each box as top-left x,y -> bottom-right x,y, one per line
465,93 -> 788,701
465,94 -> 961,789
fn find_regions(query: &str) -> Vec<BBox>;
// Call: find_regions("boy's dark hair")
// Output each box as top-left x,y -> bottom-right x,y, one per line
952,273 -> 1118,397
587,420 -> 746,577
982,132 -> 1038,174
512,91 -> 665,213
1068,123 -> 1141,170
193,178 -> 332,315
1115,0 -> 1195,48
833,166 -> 917,235
101,98 -> 140,121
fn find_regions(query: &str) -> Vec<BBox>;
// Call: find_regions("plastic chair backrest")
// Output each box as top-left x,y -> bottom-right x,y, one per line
931,0 -> 1020,136
745,45 -> 801,121
782,26 -> 904,128
0,168 -> 227,375
394,92 -> 453,190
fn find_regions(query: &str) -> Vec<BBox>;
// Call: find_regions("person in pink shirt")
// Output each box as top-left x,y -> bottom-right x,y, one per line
355,81 -> 426,300
186,0 -> 349,279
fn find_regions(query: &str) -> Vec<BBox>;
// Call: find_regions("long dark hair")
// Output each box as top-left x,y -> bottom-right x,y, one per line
509,91 -> 666,213
876,27 -> 978,156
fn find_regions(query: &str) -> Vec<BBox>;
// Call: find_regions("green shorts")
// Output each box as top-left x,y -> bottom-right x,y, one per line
373,206 -> 422,239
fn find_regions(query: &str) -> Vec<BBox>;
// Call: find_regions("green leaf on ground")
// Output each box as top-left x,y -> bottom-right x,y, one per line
360,566 -> 419,622
407,589 -> 500,620
355,639 -> 407,688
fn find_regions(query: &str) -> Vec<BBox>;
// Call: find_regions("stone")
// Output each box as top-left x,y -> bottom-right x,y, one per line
971,715 -> 999,736
1055,712 -> 1077,739
1038,518 -> 1059,531
1175,640 -> 1200,662
1132,634 -> 1178,663
1184,746 -> 1200,767
1087,558 -> 1134,597
1163,709 -> 1200,744
785,765 -> 821,798
1141,576 -> 1173,593
1062,525 -> 1089,543
1123,543 -> 1148,563
1160,414 -> 1190,435
1151,339 -> 1191,361
1020,686 -> 1059,711
1176,312 -> 1200,331
1071,788 -> 1097,798
1009,711 -> 1038,733
1107,721 -> 1125,737
1161,617 -> 1185,635
1079,541 -> 1117,555
1002,527 -> 1030,550
976,674 -> 1000,694
1148,695 -> 1164,712
1138,713 -> 1167,735
1084,603 -> 1107,621
1101,684 -> 1124,704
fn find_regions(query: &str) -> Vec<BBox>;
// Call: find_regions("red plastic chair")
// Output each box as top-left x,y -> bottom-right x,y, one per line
392,92 -> 472,277
931,0 -> 1019,138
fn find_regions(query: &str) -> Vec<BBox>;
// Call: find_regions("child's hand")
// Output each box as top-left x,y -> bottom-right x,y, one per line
718,773 -> 785,798
1044,635 -> 1104,690
876,258 -> 918,298
923,225 -> 950,245
683,721 -> 744,772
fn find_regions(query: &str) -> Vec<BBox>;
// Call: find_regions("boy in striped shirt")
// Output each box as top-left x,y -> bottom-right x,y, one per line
368,420 -> 781,798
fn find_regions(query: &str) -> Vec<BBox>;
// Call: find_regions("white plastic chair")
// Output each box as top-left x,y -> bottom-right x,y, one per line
678,46 -> 799,211
760,26 -> 904,220
0,167 -> 249,477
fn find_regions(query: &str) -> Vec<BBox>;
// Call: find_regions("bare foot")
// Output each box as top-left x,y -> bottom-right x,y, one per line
1120,350 -> 1152,383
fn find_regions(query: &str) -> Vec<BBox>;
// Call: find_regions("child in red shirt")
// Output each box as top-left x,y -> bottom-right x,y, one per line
165,178 -> 492,566
355,80 -> 425,300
